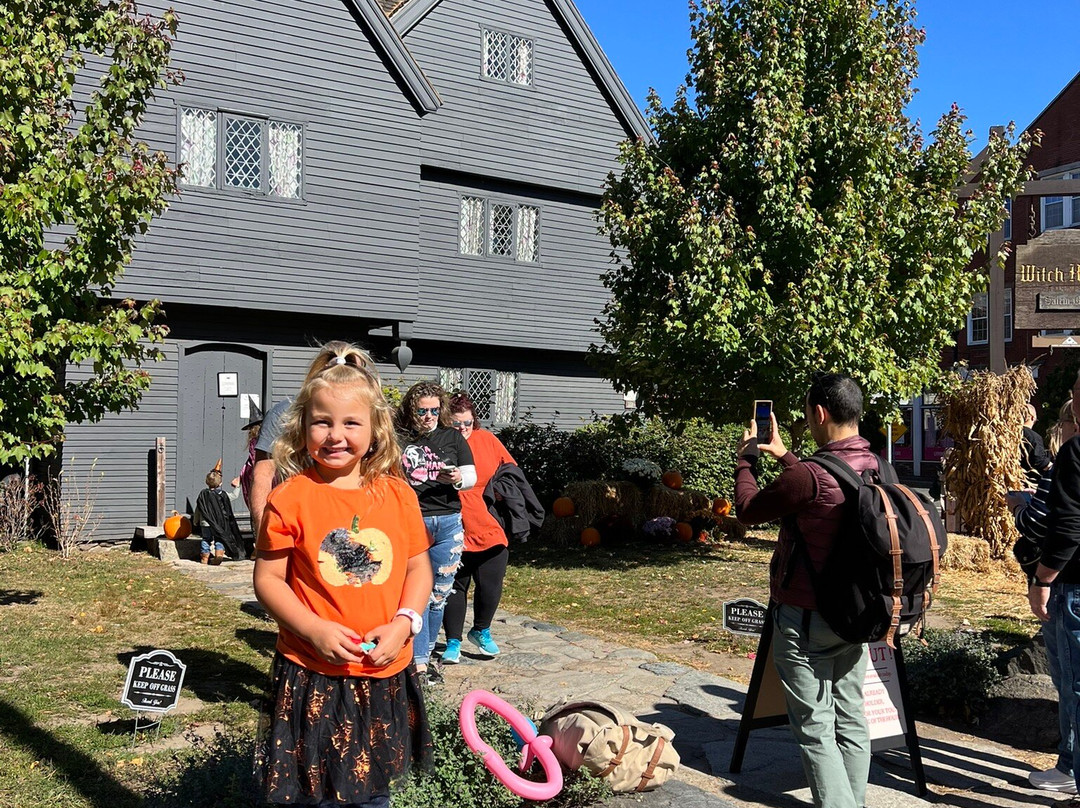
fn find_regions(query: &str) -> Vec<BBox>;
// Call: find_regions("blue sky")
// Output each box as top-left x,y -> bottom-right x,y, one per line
574,0 -> 1079,152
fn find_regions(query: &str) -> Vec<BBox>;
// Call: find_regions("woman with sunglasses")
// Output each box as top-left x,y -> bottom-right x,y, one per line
439,392 -> 517,665
394,382 -> 475,680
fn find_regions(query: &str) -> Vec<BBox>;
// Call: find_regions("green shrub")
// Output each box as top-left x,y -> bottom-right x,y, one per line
394,689 -> 610,808
144,722 -> 257,807
902,629 -> 1002,722
500,413 -> 798,505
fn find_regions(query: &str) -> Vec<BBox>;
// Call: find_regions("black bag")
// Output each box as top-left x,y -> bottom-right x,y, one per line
788,452 -> 947,648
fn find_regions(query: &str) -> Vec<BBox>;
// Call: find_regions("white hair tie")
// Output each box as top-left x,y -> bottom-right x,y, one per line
330,356 -> 346,366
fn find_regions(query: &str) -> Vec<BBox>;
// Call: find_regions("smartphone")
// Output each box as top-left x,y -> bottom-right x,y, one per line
754,400 -> 773,443
1007,490 -> 1033,505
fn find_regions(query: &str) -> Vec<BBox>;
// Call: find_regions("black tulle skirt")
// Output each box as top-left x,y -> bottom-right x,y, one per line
255,653 -> 433,805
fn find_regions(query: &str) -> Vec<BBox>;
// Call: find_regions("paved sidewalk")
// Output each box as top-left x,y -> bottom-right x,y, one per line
174,556 -> 1068,808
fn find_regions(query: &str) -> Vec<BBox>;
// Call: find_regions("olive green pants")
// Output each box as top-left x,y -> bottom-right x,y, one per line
772,603 -> 870,808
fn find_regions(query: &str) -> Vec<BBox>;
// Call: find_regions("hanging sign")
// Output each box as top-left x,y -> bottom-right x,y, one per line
217,372 -> 239,397
121,649 -> 187,714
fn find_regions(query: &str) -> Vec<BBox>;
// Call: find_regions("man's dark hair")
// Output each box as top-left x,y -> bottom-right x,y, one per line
807,373 -> 863,426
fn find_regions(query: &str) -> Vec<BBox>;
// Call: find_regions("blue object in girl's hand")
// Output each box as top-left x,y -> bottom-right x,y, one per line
359,641 -> 376,653
510,717 -> 539,751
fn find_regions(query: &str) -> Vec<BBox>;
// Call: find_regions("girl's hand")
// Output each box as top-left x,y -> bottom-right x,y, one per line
306,618 -> 366,666
362,619 -> 412,667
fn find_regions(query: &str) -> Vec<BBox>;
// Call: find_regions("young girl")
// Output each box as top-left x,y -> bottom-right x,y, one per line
253,342 -> 434,807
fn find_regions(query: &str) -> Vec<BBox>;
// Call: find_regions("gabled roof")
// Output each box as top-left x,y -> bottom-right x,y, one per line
344,0 -> 441,113
387,0 -> 652,141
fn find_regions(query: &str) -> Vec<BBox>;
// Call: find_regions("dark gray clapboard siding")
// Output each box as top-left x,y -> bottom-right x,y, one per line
415,175 -> 612,351
62,344 -> 181,541
404,0 -> 633,195
516,371 -> 622,429
112,0 -> 422,324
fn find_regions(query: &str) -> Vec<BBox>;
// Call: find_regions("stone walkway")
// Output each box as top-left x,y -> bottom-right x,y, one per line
170,555 -> 1071,808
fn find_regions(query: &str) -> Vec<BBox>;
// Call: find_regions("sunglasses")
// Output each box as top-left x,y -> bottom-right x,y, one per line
416,407 -> 441,417
451,420 -> 474,429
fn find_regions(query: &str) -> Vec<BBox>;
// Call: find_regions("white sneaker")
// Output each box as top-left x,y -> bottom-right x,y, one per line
1028,767 -> 1077,793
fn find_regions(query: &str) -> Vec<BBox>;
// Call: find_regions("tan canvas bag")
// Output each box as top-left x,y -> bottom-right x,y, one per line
538,700 -> 680,793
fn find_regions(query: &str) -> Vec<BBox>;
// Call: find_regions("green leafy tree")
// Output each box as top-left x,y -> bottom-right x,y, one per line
0,1 -> 179,464
595,0 -> 1034,424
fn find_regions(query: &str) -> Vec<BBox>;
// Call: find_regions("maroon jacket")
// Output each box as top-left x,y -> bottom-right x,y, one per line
735,435 -> 878,609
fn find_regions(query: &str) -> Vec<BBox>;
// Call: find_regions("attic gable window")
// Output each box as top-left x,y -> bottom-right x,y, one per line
481,28 -> 533,87
178,106 -> 304,199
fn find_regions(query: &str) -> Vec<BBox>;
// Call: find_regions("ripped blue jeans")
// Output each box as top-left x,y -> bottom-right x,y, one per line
414,512 -> 464,666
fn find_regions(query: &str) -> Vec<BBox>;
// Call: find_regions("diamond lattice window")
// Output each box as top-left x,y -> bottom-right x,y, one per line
482,29 -> 508,82
510,36 -> 533,86
489,204 -> 514,256
440,368 -> 464,393
225,117 -> 262,190
459,197 -> 485,255
269,122 -> 303,198
494,371 -> 518,425
516,206 -> 539,262
179,108 -> 217,187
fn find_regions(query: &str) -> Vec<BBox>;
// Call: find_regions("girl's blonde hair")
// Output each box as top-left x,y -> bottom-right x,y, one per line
1049,397 -> 1079,458
394,381 -> 452,434
272,341 -> 403,486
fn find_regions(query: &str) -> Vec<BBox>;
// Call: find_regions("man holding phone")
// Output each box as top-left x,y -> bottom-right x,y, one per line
734,373 -> 878,808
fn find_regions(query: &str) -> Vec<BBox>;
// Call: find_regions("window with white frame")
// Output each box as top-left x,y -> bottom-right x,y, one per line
968,291 -> 988,345
178,106 -> 304,199
1005,288 -> 1013,342
481,28 -> 533,86
1041,171 -> 1080,231
439,367 -> 519,426
458,196 -> 540,262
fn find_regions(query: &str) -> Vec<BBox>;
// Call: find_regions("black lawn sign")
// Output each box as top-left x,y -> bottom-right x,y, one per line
722,598 -> 767,635
121,649 -> 187,714
729,604 -> 927,797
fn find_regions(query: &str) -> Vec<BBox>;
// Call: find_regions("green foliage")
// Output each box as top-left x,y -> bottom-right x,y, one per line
1038,354 -> 1080,433
500,413 -> 801,503
0,1 -> 180,463
394,690 -> 610,808
595,0 -> 1033,426
903,629 -> 1002,722
145,722 -> 257,808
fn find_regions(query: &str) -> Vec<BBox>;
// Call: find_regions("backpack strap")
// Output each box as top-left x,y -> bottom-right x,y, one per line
874,485 -> 904,649
597,726 -> 631,778
636,736 -> 668,792
894,485 -> 942,597
805,452 -> 865,491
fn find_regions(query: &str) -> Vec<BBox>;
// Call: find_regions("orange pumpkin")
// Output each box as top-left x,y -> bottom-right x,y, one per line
552,497 -> 576,518
580,527 -> 602,547
696,531 -> 710,544
163,510 -> 192,540
674,521 -> 694,543
662,471 -> 683,490
712,497 -> 732,517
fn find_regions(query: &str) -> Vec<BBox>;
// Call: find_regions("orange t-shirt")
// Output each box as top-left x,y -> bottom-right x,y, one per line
257,469 -> 429,678
459,429 -> 516,552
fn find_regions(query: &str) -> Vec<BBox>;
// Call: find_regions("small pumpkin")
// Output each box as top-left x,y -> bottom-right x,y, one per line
674,521 -> 694,543
163,510 -> 192,540
580,527 -> 602,548
552,496 -> 576,518
696,531 -> 710,544
661,471 -> 683,490
712,497 -> 732,517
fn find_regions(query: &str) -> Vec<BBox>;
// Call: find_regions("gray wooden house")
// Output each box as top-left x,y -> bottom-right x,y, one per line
63,0 -> 650,539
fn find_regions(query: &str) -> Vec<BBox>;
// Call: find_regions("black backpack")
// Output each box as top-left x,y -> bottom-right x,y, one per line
785,452 -> 947,648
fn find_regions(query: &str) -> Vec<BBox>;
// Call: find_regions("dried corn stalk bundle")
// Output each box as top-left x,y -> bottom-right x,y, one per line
940,366 -> 1036,558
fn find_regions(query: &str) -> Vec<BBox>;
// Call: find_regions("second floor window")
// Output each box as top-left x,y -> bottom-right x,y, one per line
180,106 -> 304,199
482,28 -> 533,86
1041,171 -> 1080,231
459,196 -> 540,262
967,290 -> 1013,344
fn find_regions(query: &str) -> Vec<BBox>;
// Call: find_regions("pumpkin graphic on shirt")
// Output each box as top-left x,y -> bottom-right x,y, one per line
318,515 -> 393,587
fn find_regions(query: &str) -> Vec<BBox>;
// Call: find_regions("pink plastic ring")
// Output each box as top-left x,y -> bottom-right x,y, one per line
459,689 -> 563,802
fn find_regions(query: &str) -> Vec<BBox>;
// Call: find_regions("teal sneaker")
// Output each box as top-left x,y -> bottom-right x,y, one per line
441,638 -> 462,664
467,628 -> 500,657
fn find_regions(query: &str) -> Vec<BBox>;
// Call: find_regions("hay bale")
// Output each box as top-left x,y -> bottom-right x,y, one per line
940,533 -> 992,573
538,480 -> 644,545
645,486 -> 711,521
716,515 -> 747,541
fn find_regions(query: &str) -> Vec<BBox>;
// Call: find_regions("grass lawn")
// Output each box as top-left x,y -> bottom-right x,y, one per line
0,530 -> 1039,806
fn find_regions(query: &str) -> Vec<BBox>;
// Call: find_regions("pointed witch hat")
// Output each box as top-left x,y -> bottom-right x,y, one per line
242,401 -> 264,431
213,458 -> 223,473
